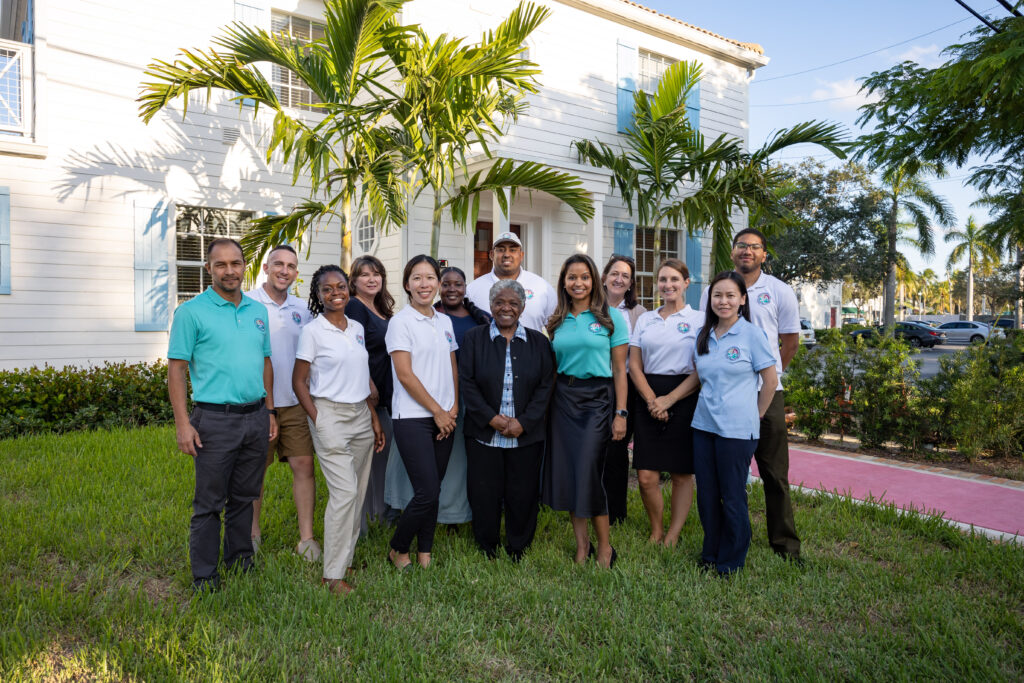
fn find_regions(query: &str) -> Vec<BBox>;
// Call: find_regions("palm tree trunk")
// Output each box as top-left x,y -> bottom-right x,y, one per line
966,251 -> 974,321
652,219 -> 662,307
341,194 -> 353,272
1016,245 -> 1024,328
430,191 -> 442,260
883,203 -> 898,329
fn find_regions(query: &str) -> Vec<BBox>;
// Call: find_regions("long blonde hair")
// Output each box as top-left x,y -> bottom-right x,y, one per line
546,253 -> 616,338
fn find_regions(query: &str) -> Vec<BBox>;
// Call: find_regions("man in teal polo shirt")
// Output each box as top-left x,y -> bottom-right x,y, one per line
168,238 -> 278,593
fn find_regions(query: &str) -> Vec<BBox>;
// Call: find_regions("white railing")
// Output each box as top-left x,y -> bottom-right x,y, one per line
0,38 -> 32,136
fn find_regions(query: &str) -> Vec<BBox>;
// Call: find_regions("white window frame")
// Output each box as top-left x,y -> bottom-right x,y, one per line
355,212 -> 378,255
638,49 -> 677,94
634,225 -> 681,309
174,205 -> 255,304
270,11 -> 326,113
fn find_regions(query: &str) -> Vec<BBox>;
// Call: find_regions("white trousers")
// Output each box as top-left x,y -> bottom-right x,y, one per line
309,397 -> 374,579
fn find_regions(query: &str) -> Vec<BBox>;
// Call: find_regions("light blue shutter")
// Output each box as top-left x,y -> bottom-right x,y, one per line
134,201 -> 171,331
685,231 -> 703,308
616,41 -> 637,134
613,221 -> 634,257
685,79 -> 700,131
0,187 -> 10,294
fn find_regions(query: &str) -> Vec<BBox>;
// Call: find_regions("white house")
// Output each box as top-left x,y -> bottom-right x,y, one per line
0,0 -> 767,370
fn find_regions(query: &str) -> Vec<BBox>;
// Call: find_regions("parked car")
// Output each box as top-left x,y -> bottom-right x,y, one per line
990,317 -> 1017,331
848,322 -> 946,348
799,319 -> 816,347
936,320 -> 1003,344
843,317 -> 866,327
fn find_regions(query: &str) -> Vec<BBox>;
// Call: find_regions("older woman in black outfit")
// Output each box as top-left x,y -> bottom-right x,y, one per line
460,280 -> 554,561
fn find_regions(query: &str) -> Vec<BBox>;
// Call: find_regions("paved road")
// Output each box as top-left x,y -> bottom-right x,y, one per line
915,344 -> 962,380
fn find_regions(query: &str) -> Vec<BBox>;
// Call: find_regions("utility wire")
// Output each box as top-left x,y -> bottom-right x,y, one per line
753,6 -> 999,84
751,94 -> 863,107
953,0 -> 1002,30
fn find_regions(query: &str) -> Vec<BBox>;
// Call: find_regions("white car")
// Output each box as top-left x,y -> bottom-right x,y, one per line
936,320 -> 1003,344
799,319 -> 816,347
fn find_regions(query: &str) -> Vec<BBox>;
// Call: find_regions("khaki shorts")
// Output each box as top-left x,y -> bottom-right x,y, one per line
267,403 -> 315,465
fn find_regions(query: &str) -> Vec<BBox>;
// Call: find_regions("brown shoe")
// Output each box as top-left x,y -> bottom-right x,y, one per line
321,577 -> 353,595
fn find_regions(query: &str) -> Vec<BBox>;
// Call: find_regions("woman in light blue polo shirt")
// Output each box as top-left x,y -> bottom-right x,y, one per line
660,270 -> 778,575
542,254 -> 629,570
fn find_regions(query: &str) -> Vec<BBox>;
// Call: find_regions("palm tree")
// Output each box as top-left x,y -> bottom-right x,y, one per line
575,60 -> 846,289
874,161 -> 954,328
945,215 -> 999,320
917,268 -> 937,314
139,0 -> 410,272
973,189 -> 1024,326
381,2 -> 593,258
895,261 -> 917,320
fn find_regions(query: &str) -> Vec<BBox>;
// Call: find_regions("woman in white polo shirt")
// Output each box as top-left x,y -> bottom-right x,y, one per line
293,265 -> 386,595
629,258 -> 703,547
385,255 -> 459,570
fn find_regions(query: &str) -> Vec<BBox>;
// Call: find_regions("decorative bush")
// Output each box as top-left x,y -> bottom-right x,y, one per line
0,361 -> 175,439
786,330 -> 856,440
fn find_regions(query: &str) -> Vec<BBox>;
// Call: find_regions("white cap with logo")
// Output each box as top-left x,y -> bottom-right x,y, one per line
492,231 -> 522,248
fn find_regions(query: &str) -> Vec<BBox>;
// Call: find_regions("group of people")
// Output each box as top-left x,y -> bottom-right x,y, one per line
168,226 -> 803,594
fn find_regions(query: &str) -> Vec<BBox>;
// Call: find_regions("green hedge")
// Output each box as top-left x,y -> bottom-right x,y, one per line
0,361 -> 175,440
787,332 -> 1024,459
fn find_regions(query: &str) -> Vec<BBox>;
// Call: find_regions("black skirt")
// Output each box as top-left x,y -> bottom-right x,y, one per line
542,375 -> 613,518
632,373 -> 697,474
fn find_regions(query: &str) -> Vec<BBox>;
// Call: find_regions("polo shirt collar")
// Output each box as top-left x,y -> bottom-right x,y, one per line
409,306 -> 440,321
204,286 -> 248,308
660,305 -> 693,319
314,313 -> 350,333
749,272 -> 768,292
489,320 -> 527,341
251,286 -> 298,309
711,319 -> 744,341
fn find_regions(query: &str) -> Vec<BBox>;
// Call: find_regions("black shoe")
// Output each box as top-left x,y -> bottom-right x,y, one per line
192,576 -> 220,595
588,542 -> 596,559
608,548 -> 618,569
698,560 -> 716,574
775,551 -> 805,567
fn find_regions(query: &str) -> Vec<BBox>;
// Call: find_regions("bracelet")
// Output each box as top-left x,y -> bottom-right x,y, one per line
267,409 -> 278,416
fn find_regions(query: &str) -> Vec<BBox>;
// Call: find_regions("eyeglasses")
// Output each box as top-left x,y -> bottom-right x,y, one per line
733,242 -> 764,252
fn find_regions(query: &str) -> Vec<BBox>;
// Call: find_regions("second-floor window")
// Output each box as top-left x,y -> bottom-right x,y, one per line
270,12 -> 325,112
638,50 -> 676,94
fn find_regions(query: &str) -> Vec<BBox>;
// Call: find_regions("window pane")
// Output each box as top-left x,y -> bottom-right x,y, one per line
176,232 -> 202,262
175,206 -> 254,301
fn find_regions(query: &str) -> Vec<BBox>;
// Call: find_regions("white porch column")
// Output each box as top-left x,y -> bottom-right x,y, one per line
464,221 -> 476,275
492,191 -> 510,234
589,197 -> 605,263
541,212 -> 554,283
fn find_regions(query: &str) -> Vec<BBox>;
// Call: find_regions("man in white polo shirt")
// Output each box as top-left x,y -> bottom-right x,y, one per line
247,245 -> 320,562
466,232 -> 556,332
700,227 -> 802,563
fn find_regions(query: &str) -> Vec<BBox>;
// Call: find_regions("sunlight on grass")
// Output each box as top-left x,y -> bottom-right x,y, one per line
1,426 -> 1022,680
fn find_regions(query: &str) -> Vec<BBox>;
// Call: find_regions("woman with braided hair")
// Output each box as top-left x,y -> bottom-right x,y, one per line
293,265 -> 386,594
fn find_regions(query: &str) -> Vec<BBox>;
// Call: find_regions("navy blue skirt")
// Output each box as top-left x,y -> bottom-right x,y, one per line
542,375 -> 613,518
632,373 -> 697,474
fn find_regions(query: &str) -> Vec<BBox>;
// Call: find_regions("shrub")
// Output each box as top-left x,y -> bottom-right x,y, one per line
0,361 -> 175,439
850,335 -> 925,451
786,331 -> 856,440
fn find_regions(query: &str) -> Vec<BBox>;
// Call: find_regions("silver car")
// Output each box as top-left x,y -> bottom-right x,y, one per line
936,320 -> 1003,344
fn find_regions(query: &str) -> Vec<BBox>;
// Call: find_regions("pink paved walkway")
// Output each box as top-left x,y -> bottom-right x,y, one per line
752,447 -> 1024,539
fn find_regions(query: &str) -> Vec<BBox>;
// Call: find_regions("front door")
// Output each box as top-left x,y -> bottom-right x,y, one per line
474,221 -> 523,279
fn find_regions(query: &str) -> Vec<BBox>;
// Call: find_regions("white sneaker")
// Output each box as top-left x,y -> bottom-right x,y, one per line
296,538 -> 322,563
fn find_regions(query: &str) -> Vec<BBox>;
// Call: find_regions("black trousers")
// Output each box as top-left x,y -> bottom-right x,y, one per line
189,405 -> 269,583
390,417 -> 454,554
755,392 -> 801,557
466,439 -> 544,559
602,379 -> 636,525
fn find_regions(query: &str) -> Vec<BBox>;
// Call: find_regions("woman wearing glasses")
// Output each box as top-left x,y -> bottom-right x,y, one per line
600,255 -> 646,526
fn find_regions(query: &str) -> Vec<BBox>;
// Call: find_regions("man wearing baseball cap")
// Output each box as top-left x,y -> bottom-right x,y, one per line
465,231 -> 556,332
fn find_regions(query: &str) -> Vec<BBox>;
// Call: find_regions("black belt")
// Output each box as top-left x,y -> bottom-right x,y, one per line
557,373 -> 611,387
195,399 -> 264,414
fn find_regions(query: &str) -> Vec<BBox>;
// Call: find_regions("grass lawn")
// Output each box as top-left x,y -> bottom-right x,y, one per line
1,426 -> 1022,681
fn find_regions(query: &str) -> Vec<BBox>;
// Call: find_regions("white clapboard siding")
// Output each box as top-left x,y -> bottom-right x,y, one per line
0,0 -> 762,370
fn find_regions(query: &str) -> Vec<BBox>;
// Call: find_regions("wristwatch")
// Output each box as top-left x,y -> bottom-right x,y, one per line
615,409 -> 628,418
267,409 -> 278,416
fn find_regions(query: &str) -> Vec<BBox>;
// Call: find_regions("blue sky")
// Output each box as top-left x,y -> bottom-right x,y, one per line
639,0 -> 1008,275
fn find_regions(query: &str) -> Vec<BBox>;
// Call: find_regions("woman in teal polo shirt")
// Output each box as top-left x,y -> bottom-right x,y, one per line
542,254 -> 629,569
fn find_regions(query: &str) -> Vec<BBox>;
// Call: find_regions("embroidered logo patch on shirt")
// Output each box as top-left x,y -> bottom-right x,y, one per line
757,292 -> 771,305
255,318 -> 266,332
356,334 -> 365,346
524,288 -> 535,300
725,346 -> 740,361
445,331 -> 454,344
677,322 -> 691,334
588,322 -> 603,334
292,312 -> 302,325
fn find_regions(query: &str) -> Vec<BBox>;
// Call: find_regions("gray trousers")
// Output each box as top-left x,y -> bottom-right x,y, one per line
189,405 -> 269,582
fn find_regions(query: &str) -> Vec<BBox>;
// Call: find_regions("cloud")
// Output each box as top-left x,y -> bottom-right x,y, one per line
894,44 -> 943,68
808,77 -> 881,112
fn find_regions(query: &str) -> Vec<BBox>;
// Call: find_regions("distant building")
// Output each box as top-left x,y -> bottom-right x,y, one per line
794,281 -> 842,328
0,0 -> 767,369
